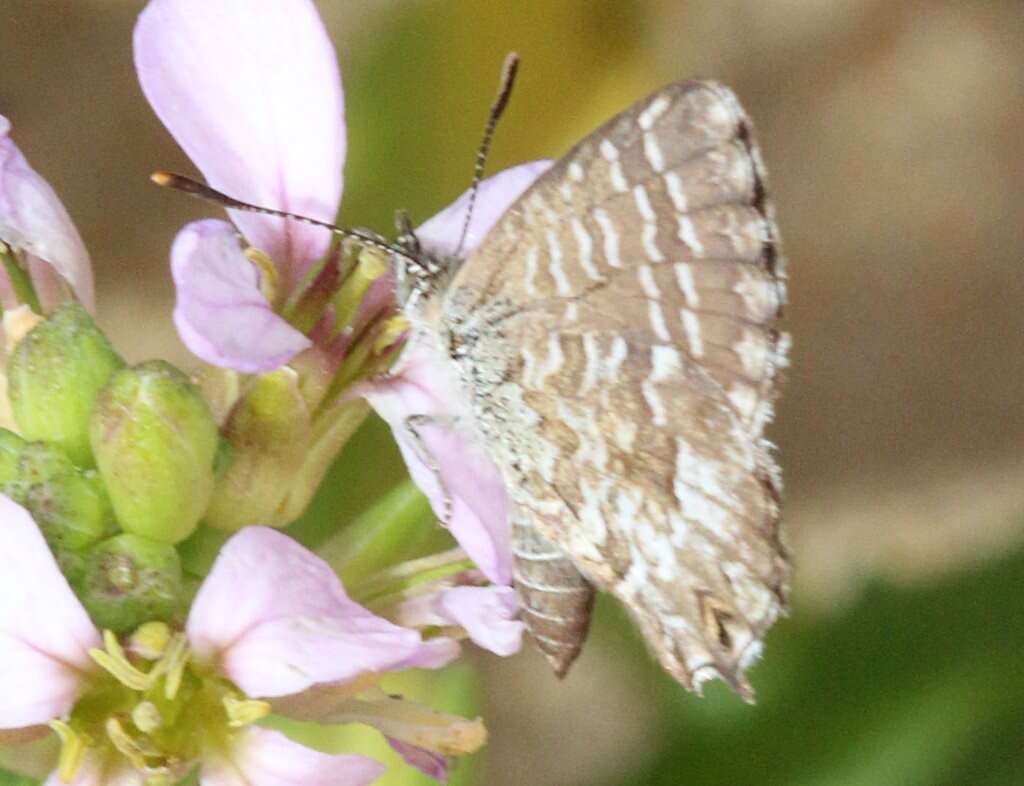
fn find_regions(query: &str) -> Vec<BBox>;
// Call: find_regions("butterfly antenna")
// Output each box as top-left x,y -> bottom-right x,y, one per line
453,51 -> 520,257
150,171 -> 415,262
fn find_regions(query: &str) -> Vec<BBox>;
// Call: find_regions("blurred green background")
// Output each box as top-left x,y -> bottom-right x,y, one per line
2,1 -> 1023,784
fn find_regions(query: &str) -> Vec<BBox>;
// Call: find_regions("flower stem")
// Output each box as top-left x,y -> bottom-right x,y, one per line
0,242 -> 41,314
317,480 -> 437,590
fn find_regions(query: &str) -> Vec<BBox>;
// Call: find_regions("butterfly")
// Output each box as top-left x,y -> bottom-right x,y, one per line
393,75 -> 789,699
155,65 -> 789,700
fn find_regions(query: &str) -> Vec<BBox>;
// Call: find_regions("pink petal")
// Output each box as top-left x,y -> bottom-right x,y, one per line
439,586 -> 522,656
359,340 -> 512,585
415,160 -> 553,256
0,496 -> 100,728
186,528 -> 428,698
200,726 -> 383,786
171,219 -> 311,373
386,738 -> 448,783
0,115 -> 94,311
134,0 -> 345,288
42,752 -> 143,786
398,586 -> 523,657
390,637 -> 461,671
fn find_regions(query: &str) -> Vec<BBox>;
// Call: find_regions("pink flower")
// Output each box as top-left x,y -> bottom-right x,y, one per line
0,114 -> 94,313
0,494 -> 479,786
134,0 -> 552,588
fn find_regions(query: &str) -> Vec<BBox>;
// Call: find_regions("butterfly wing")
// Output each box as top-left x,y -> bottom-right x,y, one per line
444,81 -> 788,695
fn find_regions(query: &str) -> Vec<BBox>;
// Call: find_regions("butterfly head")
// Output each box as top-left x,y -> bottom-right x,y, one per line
391,208 -> 460,324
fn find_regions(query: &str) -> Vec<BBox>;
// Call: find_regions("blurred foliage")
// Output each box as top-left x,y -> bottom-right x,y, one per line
0,774 -> 35,786
582,539 -> 1024,786
339,0 -> 651,234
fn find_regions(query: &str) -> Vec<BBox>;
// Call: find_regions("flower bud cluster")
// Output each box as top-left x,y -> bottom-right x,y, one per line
196,240 -> 407,531
2,303 -> 219,632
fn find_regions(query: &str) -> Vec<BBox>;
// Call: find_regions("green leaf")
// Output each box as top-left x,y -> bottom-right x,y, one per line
0,770 -> 39,786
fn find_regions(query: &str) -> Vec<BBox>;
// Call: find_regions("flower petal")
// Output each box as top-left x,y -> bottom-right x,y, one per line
324,694 -> 485,763
386,738 -> 448,783
171,219 -> 311,373
134,0 -> 345,286
359,340 -> 512,585
0,496 -> 100,728
42,751 -> 143,786
398,586 -> 523,657
0,727 -> 58,780
390,637 -> 461,671
439,586 -> 523,656
186,527 -> 428,698
201,726 -> 383,786
0,115 -> 94,311
415,160 -> 553,256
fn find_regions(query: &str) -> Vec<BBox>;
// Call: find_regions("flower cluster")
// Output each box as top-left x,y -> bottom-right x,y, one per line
0,1 -> 553,784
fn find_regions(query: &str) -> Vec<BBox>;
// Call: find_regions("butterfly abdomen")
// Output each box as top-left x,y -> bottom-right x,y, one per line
511,511 -> 595,676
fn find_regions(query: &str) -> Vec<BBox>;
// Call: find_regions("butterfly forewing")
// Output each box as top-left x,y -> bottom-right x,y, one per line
440,81 -> 788,695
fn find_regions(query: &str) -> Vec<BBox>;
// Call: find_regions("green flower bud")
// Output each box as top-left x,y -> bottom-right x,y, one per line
90,360 -> 219,544
7,303 -> 125,467
0,428 -> 28,485
4,441 -> 115,551
205,371 -> 371,531
55,547 -> 88,587
203,368 -> 309,531
75,533 -> 184,633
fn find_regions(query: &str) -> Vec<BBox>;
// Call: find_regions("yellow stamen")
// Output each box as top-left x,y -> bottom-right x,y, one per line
245,247 -> 279,304
129,622 -> 172,661
373,315 -> 410,355
50,720 -> 87,783
90,630 -> 152,691
333,247 -> 389,331
223,695 -> 271,728
358,246 -> 389,278
132,702 -> 163,733
161,633 -> 190,701
104,717 -> 150,771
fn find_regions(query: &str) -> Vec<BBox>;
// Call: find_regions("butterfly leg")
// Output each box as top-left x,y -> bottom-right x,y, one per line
403,414 -> 460,526
511,507 -> 595,678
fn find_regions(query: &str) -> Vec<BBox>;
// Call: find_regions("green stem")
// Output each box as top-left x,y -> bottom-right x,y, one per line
317,480 -> 436,592
0,242 -> 42,314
